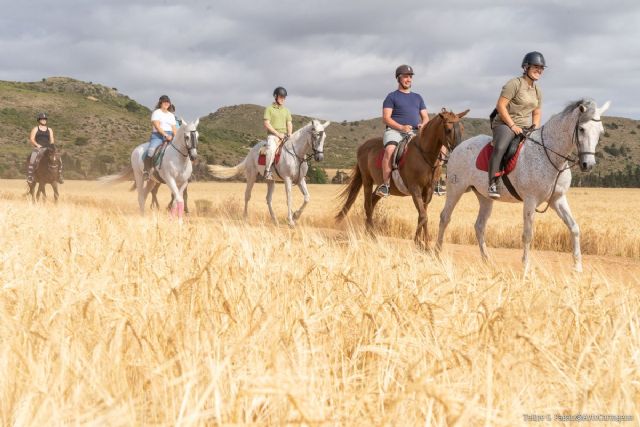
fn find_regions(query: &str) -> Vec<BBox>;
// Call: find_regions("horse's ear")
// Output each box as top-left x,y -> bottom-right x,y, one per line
457,109 -> 470,119
598,100 -> 611,115
193,118 -> 199,128
322,120 -> 330,128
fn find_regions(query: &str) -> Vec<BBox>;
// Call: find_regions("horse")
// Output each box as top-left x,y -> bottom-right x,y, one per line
208,119 -> 330,227
26,145 -> 61,203
336,109 -> 469,248
436,99 -> 611,272
100,119 -> 199,219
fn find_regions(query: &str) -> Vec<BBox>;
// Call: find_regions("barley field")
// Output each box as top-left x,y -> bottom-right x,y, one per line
0,180 -> 638,426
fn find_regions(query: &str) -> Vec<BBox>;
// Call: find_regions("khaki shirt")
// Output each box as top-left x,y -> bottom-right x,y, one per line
494,76 -> 542,128
264,103 -> 292,134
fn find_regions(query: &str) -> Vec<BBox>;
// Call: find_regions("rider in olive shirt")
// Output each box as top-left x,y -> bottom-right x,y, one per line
488,51 -> 545,198
263,86 -> 293,180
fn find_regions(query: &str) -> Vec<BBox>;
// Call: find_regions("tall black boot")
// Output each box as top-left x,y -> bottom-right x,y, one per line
143,156 -> 153,180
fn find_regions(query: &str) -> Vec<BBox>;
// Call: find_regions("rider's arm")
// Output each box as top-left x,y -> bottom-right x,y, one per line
496,96 -> 522,134
152,120 -> 170,138
264,120 -> 284,139
532,107 -> 541,128
418,109 -> 430,128
286,120 -> 293,137
169,124 -> 177,140
29,127 -> 40,148
383,108 -> 412,133
48,128 -> 55,144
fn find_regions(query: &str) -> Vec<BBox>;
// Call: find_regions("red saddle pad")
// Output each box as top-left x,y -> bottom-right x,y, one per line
475,142 -> 524,176
375,145 -> 410,169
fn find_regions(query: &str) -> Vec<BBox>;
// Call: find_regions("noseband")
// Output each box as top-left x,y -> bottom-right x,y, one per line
170,129 -> 198,160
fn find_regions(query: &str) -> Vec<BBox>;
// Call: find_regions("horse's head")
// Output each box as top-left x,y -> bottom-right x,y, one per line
309,119 -> 330,161
574,100 -> 610,172
45,146 -> 61,169
180,118 -> 199,161
434,108 -> 470,151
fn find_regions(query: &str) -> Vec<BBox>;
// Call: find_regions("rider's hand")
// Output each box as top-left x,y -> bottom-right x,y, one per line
278,132 -> 285,140
401,125 -> 413,133
511,125 -> 523,135
165,134 -> 173,141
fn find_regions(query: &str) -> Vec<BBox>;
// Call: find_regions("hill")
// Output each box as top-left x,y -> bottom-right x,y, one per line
1,77 -> 638,185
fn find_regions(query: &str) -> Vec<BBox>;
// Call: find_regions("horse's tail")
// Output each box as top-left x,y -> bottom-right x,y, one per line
98,166 -> 134,185
208,158 -> 247,179
335,165 -> 362,222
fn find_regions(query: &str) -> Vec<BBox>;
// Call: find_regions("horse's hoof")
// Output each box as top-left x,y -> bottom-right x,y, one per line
293,211 -> 301,220
573,264 -> 583,273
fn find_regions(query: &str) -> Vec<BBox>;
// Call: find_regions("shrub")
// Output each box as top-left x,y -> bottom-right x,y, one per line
74,136 -> 89,146
306,166 -> 328,184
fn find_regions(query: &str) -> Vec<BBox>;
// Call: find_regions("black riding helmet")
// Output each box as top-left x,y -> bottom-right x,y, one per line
522,51 -> 546,69
37,112 -> 48,121
395,64 -> 414,78
273,86 -> 287,98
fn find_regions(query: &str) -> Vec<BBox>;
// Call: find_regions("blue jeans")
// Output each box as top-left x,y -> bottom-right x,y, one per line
147,131 -> 172,157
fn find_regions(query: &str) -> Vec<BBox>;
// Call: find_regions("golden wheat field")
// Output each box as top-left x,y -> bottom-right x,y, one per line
0,179 -> 639,426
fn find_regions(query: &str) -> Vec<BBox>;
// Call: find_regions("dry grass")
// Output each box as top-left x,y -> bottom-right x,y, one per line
0,180 -> 638,425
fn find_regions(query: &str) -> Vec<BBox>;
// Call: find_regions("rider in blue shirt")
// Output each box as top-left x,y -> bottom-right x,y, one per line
376,64 -> 429,197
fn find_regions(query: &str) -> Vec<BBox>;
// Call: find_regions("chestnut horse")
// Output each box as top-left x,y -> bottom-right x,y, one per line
336,108 -> 469,248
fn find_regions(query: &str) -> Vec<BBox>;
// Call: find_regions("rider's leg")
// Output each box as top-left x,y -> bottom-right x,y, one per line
375,127 -> 402,197
264,135 -> 278,180
488,124 -> 515,197
27,149 -> 40,184
143,133 -> 163,180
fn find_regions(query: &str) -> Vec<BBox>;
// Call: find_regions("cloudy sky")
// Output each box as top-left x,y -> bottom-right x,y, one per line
1,0 -> 639,123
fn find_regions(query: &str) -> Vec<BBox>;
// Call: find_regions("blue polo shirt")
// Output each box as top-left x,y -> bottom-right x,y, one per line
383,90 -> 427,128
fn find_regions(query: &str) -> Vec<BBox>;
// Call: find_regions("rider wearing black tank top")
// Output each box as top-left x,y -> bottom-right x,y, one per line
27,112 -> 63,184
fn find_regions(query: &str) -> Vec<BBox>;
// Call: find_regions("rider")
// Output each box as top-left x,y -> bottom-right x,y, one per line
376,64 -> 429,197
488,51 -> 545,198
27,112 -> 63,184
169,104 -> 182,128
263,86 -> 293,180
143,95 -> 177,180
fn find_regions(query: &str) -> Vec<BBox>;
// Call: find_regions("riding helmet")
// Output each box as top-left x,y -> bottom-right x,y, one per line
522,51 -> 546,68
37,112 -> 48,121
273,86 -> 288,98
395,64 -> 414,78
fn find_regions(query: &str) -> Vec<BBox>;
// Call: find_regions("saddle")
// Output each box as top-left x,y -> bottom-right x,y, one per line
150,143 -> 169,184
475,134 -> 526,177
375,133 -> 414,169
257,140 -> 284,166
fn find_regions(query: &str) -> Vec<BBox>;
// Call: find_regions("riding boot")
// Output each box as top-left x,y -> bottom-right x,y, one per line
143,156 -> 153,180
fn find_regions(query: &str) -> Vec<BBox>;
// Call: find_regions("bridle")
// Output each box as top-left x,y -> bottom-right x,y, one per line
282,126 -> 325,183
170,129 -> 198,161
415,113 -> 463,169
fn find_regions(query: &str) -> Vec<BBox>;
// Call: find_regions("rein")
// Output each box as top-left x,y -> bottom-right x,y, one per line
169,130 -> 197,160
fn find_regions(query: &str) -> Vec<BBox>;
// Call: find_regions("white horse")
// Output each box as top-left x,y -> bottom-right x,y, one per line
101,118 -> 199,219
436,99 -> 610,272
209,119 -> 330,227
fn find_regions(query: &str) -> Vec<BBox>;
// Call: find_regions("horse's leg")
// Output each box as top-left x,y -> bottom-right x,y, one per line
244,174 -> 256,221
410,187 -> 428,249
550,194 -> 582,272
436,183 -> 465,253
37,183 -> 45,202
362,172 -> 376,234
293,178 -> 310,221
165,178 -> 183,220
183,185 -> 189,215
521,197 -> 538,274
283,177 -> 296,227
52,182 -> 59,204
28,182 -> 36,203
265,180 -> 278,225
150,183 -> 160,210
474,193 -> 494,261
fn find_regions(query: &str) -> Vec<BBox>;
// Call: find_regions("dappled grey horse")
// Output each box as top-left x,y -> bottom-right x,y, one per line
209,120 -> 329,227
437,99 -> 610,272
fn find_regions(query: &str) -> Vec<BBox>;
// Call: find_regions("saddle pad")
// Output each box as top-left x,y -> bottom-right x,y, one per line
257,144 -> 283,166
475,141 -> 524,176
375,145 -> 410,169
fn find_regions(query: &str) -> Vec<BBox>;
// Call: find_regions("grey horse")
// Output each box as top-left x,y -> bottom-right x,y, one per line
209,120 -> 329,227
437,99 -> 610,272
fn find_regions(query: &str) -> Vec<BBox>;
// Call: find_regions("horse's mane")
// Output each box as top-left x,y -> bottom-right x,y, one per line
561,99 -> 597,123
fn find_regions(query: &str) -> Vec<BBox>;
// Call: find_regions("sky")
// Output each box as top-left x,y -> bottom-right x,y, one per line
1,0 -> 639,123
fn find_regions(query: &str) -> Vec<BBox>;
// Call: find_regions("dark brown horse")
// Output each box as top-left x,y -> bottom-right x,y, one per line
26,146 -> 61,203
336,108 -> 469,248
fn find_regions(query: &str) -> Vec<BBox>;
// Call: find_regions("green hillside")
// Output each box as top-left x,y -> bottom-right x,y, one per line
1,77 -> 638,185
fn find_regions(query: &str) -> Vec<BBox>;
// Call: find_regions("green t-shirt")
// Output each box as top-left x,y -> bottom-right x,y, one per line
494,76 -> 543,128
264,103 -> 292,134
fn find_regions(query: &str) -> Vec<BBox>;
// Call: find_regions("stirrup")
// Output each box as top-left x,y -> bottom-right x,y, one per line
488,183 -> 500,198
375,183 -> 390,197
264,169 -> 274,180
143,170 -> 150,181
